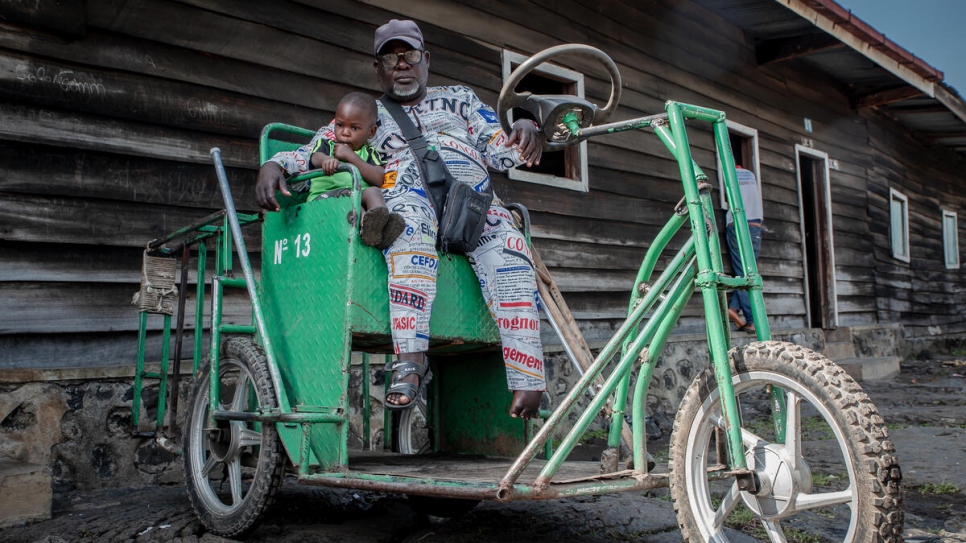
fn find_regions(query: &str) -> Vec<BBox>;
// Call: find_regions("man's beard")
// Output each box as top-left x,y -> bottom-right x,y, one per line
392,80 -> 420,99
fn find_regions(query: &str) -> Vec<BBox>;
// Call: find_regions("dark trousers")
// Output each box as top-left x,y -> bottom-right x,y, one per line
726,223 -> 762,325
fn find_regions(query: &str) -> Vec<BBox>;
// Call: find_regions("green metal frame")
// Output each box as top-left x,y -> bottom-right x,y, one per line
135,96 -> 773,500
132,210 -> 259,432
538,100 -> 774,478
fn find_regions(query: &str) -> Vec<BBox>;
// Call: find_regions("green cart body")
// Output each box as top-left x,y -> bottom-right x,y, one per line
256,125 -> 526,469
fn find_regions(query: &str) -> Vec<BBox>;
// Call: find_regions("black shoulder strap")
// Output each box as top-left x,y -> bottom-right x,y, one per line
380,95 -> 417,138
380,95 -> 433,160
380,94 -> 454,223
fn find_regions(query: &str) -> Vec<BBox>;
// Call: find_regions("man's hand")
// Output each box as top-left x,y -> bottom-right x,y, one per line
255,162 -> 290,212
506,119 -> 544,167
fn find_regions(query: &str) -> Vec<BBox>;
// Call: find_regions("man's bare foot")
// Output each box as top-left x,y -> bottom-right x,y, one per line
386,373 -> 419,407
510,390 -> 543,419
727,308 -> 746,329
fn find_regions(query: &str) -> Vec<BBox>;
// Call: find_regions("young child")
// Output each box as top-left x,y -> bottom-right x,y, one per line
308,92 -> 405,250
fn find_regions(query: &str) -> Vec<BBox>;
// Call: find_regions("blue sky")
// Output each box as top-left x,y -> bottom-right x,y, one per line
837,0 -> 966,95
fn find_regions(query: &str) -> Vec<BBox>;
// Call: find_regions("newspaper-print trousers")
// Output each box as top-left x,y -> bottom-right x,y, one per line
383,188 -> 546,392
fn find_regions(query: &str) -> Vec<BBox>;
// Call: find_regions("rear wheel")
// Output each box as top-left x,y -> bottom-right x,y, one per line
183,337 -> 285,538
392,395 -> 431,455
669,341 -> 902,542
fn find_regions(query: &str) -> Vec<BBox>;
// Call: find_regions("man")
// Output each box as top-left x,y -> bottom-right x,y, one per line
255,19 -> 546,419
725,164 -> 763,333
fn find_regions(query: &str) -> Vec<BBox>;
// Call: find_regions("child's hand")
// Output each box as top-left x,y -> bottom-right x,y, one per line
310,151 -> 325,169
320,156 -> 340,175
331,143 -> 355,162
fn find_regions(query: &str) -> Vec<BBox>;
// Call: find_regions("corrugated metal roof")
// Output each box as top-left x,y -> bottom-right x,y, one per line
690,0 -> 966,153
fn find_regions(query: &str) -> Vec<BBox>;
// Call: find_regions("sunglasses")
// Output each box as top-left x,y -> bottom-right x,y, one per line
377,49 -> 424,69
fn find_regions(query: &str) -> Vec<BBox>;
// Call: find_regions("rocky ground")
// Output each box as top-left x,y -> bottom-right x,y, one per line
857,355 -> 966,542
2,356 -> 965,543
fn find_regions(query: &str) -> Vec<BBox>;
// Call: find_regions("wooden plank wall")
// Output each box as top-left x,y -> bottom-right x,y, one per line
389,0 -> 882,342
1,0 -> 964,373
864,112 -> 966,337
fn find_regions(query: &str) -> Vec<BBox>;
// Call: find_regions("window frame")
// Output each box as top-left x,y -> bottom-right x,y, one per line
889,188 -> 910,263
501,50 -> 589,192
943,209 -> 959,269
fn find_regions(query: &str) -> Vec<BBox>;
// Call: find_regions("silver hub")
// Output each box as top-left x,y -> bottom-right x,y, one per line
207,420 -> 246,464
742,443 -> 812,519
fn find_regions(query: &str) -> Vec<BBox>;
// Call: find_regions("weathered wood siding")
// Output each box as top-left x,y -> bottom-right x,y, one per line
1,0 -> 964,373
865,114 -> 966,337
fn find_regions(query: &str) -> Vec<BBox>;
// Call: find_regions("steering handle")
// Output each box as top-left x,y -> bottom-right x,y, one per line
498,44 -> 622,150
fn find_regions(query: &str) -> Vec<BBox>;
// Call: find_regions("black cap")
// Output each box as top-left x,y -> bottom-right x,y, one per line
374,19 -> 424,55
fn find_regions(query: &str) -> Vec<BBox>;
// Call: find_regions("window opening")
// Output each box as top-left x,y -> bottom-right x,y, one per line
889,188 -> 910,263
502,50 -> 588,191
943,209 -> 959,269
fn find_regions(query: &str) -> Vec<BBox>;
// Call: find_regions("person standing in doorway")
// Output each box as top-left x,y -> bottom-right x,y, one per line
725,164 -> 763,333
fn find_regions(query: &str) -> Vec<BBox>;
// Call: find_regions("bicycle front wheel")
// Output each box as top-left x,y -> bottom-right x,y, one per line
669,341 -> 902,542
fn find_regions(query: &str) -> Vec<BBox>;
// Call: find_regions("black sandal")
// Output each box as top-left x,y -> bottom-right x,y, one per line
385,357 -> 432,411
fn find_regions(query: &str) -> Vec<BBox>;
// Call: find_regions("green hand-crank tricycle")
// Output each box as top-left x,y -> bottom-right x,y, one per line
133,45 -> 902,542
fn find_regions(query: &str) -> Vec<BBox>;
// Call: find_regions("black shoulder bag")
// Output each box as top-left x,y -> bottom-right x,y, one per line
380,95 -> 493,254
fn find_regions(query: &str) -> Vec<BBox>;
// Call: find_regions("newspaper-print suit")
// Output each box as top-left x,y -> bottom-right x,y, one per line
268,85 -> 545,392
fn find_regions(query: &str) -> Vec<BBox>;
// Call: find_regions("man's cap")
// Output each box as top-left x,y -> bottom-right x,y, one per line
374,19 -> 424,55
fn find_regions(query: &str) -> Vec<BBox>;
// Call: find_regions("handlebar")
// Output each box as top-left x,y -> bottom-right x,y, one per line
286,163 -> 364,193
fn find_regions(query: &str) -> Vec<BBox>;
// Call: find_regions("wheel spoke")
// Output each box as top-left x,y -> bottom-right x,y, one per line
711,481 -> 741,530
710,413 -> 769,449
200,453 -> 220,478
230,372 -> 252,412
227,459 -> 244,506
793,489 -> 854,511
239,428 -> 262,448
783,390 -> 802,471
762,520 -> 787,543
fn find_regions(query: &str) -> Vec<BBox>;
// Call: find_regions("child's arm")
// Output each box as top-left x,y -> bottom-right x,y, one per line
310,151 -> 340,173
332,144 -> 386,187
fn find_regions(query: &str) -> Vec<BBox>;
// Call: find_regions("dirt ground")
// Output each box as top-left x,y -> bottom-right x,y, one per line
2,356 -> 965,543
